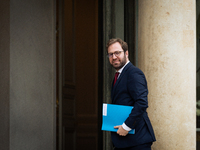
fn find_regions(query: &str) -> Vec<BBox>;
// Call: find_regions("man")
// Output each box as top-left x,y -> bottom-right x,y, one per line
106,38 -> 156,150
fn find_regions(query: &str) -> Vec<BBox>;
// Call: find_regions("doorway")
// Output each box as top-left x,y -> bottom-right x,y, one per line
56,0 -> 103,149
56,0 -> 137,149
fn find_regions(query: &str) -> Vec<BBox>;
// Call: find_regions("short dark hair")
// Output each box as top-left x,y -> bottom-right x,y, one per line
106,38 -> 128,52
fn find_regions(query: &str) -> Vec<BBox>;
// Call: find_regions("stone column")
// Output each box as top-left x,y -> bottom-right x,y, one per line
0,0 -> 56,149
10,0 -> 56,149
138,1 -> 196,150
0,1 -> 10,150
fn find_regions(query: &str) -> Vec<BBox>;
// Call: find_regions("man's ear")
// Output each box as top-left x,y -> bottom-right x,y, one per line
125,51 -> 129,58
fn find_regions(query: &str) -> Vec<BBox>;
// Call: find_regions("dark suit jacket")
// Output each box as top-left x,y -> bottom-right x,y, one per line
111,62 -> 156,148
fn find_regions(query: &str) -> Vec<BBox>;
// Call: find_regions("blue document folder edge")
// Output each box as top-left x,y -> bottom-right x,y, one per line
101,103 -> 135,134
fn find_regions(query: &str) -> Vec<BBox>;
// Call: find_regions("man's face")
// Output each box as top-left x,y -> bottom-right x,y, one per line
107,42 -> 129,71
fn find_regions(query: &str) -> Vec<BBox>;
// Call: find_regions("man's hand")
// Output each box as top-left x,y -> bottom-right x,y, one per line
114,125 -> 129,136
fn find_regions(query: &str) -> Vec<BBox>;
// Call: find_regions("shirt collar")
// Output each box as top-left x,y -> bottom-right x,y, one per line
117,60 -> 130,74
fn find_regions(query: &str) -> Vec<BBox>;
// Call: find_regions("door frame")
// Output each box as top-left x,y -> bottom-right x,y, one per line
56,0 -> 137,149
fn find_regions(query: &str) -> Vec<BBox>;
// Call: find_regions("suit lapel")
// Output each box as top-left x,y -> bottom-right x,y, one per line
111,62 -> 132,103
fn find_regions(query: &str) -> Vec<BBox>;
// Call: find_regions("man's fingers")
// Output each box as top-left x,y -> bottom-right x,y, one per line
114,125 -> 120,129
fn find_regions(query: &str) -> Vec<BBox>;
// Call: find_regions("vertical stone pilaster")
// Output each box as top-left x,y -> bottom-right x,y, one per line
0,0 -> 10,150
9,0 -> 56,149
0,0 -> 56,149
138,1 -> 196,150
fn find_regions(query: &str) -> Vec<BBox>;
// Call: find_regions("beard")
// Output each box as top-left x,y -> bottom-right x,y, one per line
111,55 -> 127,70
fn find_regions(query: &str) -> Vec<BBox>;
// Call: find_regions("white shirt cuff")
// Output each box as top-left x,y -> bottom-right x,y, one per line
122,123 -> 132,131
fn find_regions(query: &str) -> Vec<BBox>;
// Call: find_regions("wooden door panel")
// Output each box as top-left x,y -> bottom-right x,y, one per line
76,135 -> 97,149
62,0 -> 76,149
63,129 -> 75,149
62,0 -> 99,149
75,0 -> 98,149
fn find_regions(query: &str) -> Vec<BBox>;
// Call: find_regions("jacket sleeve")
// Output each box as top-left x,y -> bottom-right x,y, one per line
124,69 -> 148,129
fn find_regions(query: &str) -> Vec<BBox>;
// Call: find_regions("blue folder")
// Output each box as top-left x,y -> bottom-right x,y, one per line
101,103 -> 135,134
